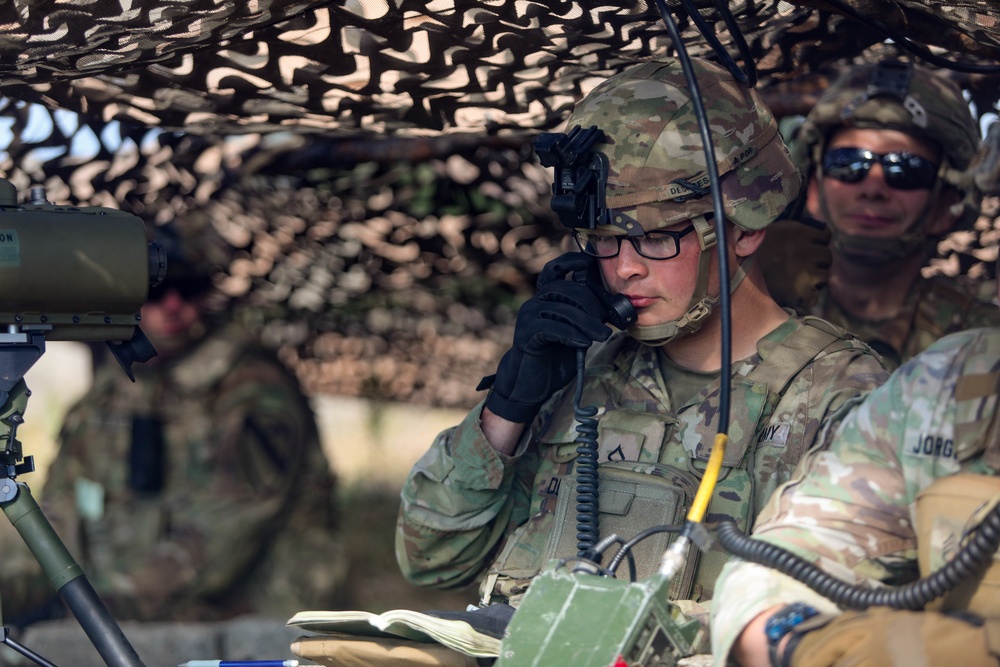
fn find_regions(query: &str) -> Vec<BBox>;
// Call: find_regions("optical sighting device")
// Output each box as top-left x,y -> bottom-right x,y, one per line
0,177 -> 164,667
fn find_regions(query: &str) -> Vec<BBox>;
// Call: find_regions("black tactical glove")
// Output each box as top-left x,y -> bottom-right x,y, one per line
481,252 -> 613,423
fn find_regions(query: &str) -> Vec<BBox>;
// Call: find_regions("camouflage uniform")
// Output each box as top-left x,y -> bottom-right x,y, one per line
397,318 -> 886,606
810,275 -> 1000,372
709,326 -> 1000,665
395,58 -> 886,662
2,321 -> 344,623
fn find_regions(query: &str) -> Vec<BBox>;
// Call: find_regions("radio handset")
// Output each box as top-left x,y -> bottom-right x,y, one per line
567,259 -> 635,561
573,258 -> 636,331
534,126 -> 637,332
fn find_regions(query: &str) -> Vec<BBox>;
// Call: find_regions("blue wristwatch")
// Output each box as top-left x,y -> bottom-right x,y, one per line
764,603 -> 819,667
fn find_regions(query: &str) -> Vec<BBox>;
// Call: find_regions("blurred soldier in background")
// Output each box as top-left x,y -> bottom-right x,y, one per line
1,223 -> 345,624
763,58 -> 1000,371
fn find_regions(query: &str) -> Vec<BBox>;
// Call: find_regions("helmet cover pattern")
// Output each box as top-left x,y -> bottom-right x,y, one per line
565,57 -> 801,232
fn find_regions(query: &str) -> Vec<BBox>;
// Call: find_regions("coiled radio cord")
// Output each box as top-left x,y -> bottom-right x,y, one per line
574,348 -> 601,558
715,502 -> 1000,610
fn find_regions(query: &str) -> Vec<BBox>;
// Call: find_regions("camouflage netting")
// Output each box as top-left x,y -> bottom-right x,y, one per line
2,0 -> 1000,136
1,1 -> 999,407
0,108 -> 565,407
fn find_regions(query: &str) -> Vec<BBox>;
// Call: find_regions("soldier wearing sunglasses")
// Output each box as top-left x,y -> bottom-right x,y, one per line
770,59 -> 1000,371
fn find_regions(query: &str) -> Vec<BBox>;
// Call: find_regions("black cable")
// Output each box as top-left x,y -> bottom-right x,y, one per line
590,534 -> 639,582
652,0 -> 732,438
573,348 -> 601,558
605,524 -> 683,580
678,0 -> 757,87
711,0 -> 757,87
715,504 -> 1000,610
820,0 -> 1000,75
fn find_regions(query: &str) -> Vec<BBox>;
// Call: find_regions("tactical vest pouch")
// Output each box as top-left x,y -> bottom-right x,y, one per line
546,461 -> 700,600
916,473 -> 1000,617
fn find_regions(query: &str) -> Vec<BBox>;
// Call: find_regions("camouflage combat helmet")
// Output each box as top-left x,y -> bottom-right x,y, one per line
566,57 -> 801,234
794,59 -> 983,260
564,57 -> 801,345
148,221 -> 217,301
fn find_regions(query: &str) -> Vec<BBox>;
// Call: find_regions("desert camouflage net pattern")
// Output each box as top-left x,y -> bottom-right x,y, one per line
0,100 -> 559,407
0,0 -> 998,137
0,1 -> 999,408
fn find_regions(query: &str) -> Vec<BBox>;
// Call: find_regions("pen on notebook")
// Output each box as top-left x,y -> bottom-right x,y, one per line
177,661 -> 299,667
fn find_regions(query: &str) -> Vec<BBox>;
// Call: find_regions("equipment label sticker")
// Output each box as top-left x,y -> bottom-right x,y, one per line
0,230 -> 19,266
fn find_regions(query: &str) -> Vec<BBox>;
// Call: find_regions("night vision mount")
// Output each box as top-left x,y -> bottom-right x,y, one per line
534,125 -> 620,232
533,125 -> 637,331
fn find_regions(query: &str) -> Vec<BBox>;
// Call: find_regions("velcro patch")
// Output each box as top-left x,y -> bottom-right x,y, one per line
598,428 -> 644,462
757,422 -> 790,447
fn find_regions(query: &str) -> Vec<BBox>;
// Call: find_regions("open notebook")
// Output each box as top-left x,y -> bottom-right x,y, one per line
287,605 -> 515,658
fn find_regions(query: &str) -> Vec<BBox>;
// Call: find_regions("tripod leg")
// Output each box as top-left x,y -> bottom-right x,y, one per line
3,482 -> 146,667
1,626 -> 58,667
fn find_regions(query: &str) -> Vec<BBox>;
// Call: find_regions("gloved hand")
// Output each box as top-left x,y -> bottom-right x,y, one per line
787,607 -> 1000,667
482,252 -> 613,423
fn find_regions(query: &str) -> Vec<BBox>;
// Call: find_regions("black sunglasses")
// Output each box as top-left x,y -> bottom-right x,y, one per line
821,147 -> 939,190
147,277 -> 212,302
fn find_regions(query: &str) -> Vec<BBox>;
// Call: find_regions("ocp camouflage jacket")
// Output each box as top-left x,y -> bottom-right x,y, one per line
397,316 -> 887,607
710,326 -> 1000,666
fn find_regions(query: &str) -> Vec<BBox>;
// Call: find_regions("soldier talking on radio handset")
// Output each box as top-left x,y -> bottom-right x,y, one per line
394,56 -> 888,648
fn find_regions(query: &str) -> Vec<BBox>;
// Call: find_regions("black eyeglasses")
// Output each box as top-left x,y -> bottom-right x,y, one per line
822,147 -> 939,190
574,224 -> 696,260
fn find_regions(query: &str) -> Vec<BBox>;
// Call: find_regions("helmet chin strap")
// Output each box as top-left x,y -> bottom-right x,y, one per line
629,215 -> 753,347
814,143 -> 947,266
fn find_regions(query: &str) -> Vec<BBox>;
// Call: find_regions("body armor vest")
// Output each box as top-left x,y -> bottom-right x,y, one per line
481,318 -> 856,606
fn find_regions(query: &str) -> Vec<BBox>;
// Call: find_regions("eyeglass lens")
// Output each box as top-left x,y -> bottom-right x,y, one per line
574,224 -> 695,260
822,147 -> 938,190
